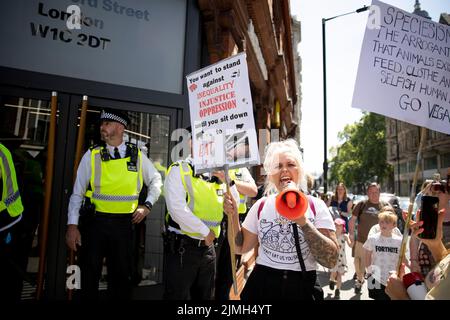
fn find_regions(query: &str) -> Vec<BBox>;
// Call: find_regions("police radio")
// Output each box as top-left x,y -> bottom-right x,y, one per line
100,146 -> 111,161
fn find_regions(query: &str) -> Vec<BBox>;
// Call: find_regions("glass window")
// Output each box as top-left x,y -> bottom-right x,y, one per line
399,162 -> 407,174
78,106 -> 170,286
2,97 -> 55,149
441,153 -> 450,168
0,95 -> 52,300
400,181 -> 409,197
408,160 -> 417,172
424,156 -> 437,171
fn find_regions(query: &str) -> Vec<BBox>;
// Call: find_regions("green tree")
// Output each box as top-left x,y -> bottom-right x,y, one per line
329,112 -> 392,192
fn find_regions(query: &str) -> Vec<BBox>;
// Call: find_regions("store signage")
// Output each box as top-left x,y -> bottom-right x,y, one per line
0,0 -> 187,94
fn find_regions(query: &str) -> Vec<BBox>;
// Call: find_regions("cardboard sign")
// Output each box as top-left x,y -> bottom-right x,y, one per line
352,0 -> 450,134
186,52 -> 260,173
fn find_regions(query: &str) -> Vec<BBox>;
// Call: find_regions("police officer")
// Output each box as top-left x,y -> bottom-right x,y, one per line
65,109 -> 162,300
214,167 -> 257,300
0,142 -> 25,301
163,128 -> 225,300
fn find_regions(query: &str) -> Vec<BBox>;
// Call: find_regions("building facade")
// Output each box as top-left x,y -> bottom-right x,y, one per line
386,119 -> 450,196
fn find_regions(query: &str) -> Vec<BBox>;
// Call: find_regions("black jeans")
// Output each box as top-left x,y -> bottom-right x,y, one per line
79,214 -> 133,300
368,279 -> 390,300
163,238 -> 216,300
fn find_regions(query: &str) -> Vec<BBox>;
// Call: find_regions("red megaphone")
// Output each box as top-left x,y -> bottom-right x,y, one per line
275,182 -> 308,220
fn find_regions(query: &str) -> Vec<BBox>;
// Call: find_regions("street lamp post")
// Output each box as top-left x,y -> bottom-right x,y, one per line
322,5 -> 369,194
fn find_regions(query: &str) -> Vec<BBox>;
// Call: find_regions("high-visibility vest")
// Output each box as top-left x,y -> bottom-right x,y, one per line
228,168 -> 247,214
167,161 -> 224,238
86,145 -> 143,214
154,162 -> 167,179
0,143 -> 24,217
153,161 -> 167,197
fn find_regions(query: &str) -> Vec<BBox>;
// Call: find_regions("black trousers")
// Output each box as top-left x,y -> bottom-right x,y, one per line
0,219 -> 26,301
368,279 -> 390,300
163,238 -> 216,300
80,215 -> 133,300
241,264 -> 317,300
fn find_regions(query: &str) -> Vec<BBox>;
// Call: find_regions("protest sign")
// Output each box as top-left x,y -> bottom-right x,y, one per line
186,52 -> 260,173
352,0 -> 450,134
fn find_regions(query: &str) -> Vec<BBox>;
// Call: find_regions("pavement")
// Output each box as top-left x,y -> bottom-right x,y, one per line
318,242 -> 371,300
318,235 -> 412,301
23,236 -> 411,301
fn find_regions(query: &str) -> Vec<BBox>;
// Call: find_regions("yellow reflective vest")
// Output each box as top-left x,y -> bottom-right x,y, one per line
86,145 -> 143,214
0,143 -> 24,217
154,162 -> 167,179
167,161 -> 224,238
228,168 -> 248,214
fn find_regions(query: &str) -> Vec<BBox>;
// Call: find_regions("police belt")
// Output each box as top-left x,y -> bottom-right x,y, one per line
95,211 -> 132,219
174,232 -> 210,247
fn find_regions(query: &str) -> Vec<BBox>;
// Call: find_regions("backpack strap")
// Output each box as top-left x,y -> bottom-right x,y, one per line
257,197 -> 267,219
292,222 -> 307,272
307,195 -> 316,217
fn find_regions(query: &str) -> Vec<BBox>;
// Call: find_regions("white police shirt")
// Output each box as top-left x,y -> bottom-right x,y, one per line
67,141 -> 162,225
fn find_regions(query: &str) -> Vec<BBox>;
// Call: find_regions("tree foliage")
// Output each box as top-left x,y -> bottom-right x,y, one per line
329,112 -> 392,192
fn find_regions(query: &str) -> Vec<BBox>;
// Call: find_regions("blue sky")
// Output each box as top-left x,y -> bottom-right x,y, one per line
290,0 -> 449,176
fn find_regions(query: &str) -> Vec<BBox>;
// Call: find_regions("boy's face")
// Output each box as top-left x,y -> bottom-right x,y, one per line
379,219 -> 395,233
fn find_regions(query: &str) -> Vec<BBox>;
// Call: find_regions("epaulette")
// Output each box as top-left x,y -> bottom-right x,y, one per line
89,143 -> 104,151
165,161 -> 181,176
170,162 -> 180,167
168,161 -> 182,168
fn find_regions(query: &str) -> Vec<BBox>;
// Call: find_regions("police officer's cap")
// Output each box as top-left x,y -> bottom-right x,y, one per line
100,109 -> 130,128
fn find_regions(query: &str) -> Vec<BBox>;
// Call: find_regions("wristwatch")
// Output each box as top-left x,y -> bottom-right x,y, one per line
143,201 -> 153,211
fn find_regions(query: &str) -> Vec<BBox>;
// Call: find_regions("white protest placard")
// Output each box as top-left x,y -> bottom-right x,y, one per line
352,0 -> 450,134
186,52 -> 260,173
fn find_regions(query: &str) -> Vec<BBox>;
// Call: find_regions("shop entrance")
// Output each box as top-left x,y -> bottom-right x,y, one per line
0,86 -> 176,299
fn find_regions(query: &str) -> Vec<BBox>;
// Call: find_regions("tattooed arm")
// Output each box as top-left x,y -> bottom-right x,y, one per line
294,217 -> 339,268
302,222 -> 339,268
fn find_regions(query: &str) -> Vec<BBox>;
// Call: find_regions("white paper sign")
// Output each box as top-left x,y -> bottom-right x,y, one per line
186,52 -> 260,173
352,0 -> 450,134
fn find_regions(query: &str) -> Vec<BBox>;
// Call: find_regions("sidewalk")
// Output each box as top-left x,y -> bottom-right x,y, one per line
319,235 -> 411,300
318,243 -> 370,300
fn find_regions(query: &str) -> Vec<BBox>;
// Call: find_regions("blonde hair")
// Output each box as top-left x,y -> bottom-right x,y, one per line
263,139 -> 307,195
378,206 -> 397,225
421,179 -> 433,192
306,173 -> 314,192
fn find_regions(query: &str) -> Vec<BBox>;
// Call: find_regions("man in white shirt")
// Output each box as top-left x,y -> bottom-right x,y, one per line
163,127 -> 225,300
